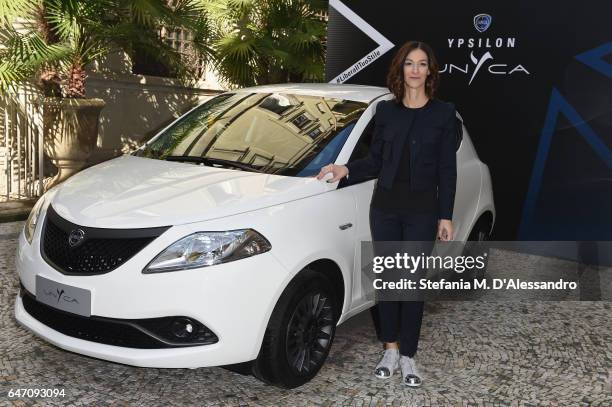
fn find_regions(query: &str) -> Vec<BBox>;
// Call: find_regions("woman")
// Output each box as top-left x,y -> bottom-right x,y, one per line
316,41 -> 457,387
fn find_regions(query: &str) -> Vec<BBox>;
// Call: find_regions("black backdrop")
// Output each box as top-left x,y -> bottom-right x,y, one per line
326,0 -> 612,240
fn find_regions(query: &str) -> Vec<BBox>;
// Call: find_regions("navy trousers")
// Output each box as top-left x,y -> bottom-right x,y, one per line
370,207 -> 438,357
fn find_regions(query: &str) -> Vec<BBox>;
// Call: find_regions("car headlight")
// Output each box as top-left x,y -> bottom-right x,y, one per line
24,197 -> 46,244
143,229 -> 271,273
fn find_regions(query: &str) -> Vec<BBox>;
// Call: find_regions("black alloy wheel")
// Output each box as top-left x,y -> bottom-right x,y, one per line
285,291 -> 334,375
252,269 -> 339,388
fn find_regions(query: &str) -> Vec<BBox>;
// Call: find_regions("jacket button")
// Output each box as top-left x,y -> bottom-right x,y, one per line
412,140 -> 416,144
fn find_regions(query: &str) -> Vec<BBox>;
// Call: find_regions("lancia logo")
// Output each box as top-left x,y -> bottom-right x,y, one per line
68,229 -> 85,248
473,13 -> 492,33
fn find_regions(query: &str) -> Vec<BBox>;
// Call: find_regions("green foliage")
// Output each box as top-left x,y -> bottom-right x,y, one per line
0,0 -> 328,96
0,0 -> 37,24
202,0 -> 327,87
0,0 -> 215,97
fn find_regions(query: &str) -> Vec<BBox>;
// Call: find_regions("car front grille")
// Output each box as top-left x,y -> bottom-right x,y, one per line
41,206 -> 169,275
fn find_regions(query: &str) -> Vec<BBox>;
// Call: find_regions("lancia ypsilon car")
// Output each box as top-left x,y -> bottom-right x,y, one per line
15,83 -> 495,388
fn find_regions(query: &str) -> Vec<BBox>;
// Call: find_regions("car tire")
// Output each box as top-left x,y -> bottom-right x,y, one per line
463,216 -> 492,280
252,269 -> 338,388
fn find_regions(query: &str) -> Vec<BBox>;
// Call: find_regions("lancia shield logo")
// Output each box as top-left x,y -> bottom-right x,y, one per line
68,229 -> 86,248
473,14 -> 492,33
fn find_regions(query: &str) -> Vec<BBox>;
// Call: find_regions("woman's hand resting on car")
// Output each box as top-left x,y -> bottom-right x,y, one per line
316,164 -> 348,183
437,219 -> 453,241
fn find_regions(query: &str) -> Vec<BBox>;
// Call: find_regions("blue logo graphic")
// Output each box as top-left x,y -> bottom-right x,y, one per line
575,41 -> 612,79
519,41 -> 612,239
473,14 -> 492,33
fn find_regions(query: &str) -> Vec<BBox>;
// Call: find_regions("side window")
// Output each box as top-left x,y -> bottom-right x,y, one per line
295,122 -> 357,177
455,118 -> 464,151
338,116 -> 377,188
349,117 -> 375,162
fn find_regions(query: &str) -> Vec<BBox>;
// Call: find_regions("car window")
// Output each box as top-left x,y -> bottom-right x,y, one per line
350,117 -> 375,162
338,115 -> 377,188
296,122 -> 356,177
136,92 -> 367,176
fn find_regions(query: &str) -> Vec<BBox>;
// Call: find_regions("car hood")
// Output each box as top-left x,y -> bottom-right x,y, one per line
49,155 -> 330,228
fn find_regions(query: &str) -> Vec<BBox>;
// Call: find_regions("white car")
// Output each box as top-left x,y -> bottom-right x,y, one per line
14,83 -> 495,388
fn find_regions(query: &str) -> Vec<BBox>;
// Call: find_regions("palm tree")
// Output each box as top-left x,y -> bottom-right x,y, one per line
0,0 -> 216,189
203,0 -> 327,87
0,0 -> 214,97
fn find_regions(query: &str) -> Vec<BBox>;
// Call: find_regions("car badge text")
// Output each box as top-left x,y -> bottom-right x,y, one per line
43,288 -> 79,304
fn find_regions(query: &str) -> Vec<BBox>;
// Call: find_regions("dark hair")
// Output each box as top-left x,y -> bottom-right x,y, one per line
386,41 -> 440,102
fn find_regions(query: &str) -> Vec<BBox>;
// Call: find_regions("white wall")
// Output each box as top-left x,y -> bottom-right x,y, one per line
85,51 -> 225,165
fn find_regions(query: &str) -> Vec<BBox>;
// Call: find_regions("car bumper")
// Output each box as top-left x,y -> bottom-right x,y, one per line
15,229 -> 290,368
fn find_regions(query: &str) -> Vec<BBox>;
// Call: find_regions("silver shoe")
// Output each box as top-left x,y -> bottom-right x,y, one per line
374,348 -> 399,379
400,355 -> 423,387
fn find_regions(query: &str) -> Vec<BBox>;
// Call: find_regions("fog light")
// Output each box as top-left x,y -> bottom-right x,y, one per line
171,318 -> 195,338
134,315 -> 217,346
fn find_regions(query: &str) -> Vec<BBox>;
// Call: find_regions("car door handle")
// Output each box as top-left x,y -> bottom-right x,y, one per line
339,223 -> 353,230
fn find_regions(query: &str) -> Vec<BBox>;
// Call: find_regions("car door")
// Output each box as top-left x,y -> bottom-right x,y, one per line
335,103 -> 382,309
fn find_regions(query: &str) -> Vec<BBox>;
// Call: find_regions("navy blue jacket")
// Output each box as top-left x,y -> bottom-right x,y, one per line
346,98 -> 457,220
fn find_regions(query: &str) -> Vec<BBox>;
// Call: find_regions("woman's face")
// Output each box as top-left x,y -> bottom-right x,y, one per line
403,48 -> 430,92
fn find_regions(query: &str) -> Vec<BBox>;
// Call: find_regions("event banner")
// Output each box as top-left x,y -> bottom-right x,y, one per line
326,0 -> 612,241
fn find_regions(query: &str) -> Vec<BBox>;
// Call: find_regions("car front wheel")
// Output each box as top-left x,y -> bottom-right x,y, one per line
252,269 -> 338,388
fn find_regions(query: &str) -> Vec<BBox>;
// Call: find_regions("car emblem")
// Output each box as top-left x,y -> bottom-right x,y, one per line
68,229 -> 86,248
473,13 -> 492,33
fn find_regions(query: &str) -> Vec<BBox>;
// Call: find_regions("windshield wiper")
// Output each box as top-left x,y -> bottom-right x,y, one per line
166,155 -> 211,164
207,158 -> 267,173
165,155 -> 265,173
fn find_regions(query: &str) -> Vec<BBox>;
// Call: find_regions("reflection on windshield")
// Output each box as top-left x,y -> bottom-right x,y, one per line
137,92 -> 367,176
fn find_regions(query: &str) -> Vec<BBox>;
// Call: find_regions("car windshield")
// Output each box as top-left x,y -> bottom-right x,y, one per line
135,92 -> 367,176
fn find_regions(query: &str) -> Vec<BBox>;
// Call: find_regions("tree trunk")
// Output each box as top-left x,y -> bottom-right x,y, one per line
66,60 -> 87,98
35,4 -> 59,44
35,4 -> 62,97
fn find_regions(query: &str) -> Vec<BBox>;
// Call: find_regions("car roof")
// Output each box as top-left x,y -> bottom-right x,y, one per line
234,83 -> 391,104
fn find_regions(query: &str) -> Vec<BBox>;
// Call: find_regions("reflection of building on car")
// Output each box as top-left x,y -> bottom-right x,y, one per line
14,83 -> 495,388
142,91 -> 366,175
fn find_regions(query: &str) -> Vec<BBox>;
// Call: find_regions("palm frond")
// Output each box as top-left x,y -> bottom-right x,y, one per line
0,60 -> 30,93
44,0 -> 81,42
168,0 -> 205,26
0,0 -> 37,25
215,32 -> 259,86
0,27 -> 71,67
0,27 -> 72,93
124,0 -> 172,27
227,0 -> 254,11
189,14 -> 216,62
198,0 -> 326,86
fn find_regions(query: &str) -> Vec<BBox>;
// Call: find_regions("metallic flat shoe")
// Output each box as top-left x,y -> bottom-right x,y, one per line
400,356 -> 423,387
374,348 -> 400,379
